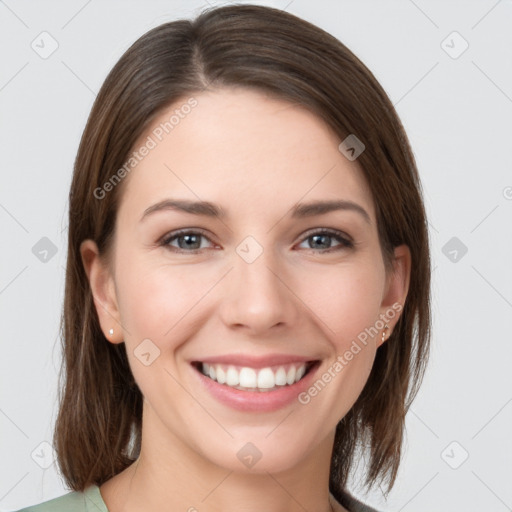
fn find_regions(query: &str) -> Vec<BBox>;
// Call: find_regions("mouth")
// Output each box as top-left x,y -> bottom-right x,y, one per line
191,360 -> 319,392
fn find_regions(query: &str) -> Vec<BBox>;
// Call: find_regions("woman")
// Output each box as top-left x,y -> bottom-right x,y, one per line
15,4 -> 431,512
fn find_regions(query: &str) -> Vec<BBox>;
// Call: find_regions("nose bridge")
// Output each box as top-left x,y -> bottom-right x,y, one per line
220,237 -> 297,332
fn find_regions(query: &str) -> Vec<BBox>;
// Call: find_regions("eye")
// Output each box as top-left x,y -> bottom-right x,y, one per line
161,229 -> 216,252
160,228 -> 354,254
296,229 -> 354,252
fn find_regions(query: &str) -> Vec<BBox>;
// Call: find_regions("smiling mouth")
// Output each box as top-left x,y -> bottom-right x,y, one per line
192,361 -> 318,392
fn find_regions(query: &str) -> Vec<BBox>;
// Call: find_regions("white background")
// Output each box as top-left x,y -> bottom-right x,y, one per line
1,1 -> 511,511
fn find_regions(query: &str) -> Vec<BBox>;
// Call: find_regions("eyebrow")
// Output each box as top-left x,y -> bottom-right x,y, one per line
140,198 -> 371,224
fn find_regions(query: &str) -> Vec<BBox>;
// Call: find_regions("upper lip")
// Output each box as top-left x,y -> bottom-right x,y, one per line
192,354 -> 318,369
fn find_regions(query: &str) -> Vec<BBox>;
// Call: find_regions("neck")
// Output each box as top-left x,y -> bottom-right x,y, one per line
100,403 -> 345,512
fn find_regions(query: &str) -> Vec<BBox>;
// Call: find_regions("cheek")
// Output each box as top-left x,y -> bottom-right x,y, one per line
114,254 -> 218,348
296,264 -> 385,412
295,259 -> 385,347
115,239 -> 385,349
114,260 -> 211,399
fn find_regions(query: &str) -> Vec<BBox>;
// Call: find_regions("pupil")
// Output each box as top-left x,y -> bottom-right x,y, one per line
176,234 -> 332,251
180,234 -> 200,249
311,234 -> 330,249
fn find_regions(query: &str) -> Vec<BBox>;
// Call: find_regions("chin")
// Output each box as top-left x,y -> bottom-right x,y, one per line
195,428 -> 320,475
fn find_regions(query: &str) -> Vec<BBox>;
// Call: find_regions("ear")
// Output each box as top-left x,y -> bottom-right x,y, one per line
377,244 -> 411,348
80,239 -> 123,344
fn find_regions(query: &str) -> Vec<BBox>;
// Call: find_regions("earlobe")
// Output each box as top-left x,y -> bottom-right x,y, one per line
378,244 -> 411,347
79,239 -> 123,344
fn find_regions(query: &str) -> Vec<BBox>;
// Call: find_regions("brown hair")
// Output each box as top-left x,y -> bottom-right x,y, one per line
55,4 -> 431,500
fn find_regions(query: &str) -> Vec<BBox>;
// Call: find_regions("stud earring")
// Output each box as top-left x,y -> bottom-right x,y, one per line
109,328 -> 114,336
382,324 -> 390,342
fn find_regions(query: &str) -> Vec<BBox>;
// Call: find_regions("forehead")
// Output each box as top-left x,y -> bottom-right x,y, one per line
117,87 -> 375,225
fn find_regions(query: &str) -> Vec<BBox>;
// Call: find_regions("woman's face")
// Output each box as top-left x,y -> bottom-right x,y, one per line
82,87 -> 410,475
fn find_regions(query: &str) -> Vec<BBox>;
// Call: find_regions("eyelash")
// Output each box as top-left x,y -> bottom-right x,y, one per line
160,228 -> 354,254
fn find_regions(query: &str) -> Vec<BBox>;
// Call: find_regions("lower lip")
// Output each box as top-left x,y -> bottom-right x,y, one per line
192,362 -> 320,412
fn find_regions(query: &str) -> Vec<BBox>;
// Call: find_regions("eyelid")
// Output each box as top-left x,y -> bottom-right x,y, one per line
298,227 -> 353,243
161,227 -> 211,240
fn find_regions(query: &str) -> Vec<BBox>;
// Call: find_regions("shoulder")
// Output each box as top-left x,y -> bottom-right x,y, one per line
335,488 -> 382,512
12,485 -> 108,512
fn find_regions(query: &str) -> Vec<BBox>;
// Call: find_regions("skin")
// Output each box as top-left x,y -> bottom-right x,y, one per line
81,87 -> 410,512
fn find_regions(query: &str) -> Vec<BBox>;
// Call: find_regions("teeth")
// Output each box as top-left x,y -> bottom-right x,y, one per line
216,366 -> 226,384
257,368 -> 275,389
239,367 -> 257,388
226,366 -> 239,386
286,366 -> 296,385
275,367 -> 287,386
199,362 -> 310,391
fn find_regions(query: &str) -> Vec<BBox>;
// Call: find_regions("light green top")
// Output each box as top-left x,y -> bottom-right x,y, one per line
13,485 -> 109,512
13,484 -> 380,512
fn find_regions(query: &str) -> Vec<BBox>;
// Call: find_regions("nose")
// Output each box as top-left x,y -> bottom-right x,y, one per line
218,245 -> 300,336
